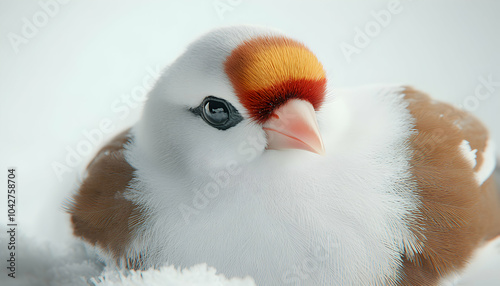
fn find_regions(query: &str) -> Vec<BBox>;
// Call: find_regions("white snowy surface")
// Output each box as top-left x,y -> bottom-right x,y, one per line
0,0 -> 499,285
90,265 -> 255,286
0,227 -> 256,286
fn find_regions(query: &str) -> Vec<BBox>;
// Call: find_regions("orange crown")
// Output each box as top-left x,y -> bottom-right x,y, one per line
224,36 -> 327,123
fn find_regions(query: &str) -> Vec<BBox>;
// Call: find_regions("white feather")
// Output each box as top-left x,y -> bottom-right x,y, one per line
476,139 -> 496,185
459,140 -> 477,168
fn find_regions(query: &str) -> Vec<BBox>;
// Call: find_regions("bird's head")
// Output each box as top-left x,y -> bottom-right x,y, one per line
136,26 -> 327,174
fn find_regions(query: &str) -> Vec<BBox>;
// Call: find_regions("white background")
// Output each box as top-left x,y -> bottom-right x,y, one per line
0,0 -> 499,284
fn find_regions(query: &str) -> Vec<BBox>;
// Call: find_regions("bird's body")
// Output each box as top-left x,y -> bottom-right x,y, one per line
68,26 -> 500,285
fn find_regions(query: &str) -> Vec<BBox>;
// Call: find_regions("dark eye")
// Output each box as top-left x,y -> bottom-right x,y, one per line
203,100 -> 229,125
190,96 -> 243,130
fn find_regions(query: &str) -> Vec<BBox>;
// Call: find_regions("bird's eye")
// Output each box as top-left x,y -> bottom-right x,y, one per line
190,96 -> 243,130
203,100 -> 229,125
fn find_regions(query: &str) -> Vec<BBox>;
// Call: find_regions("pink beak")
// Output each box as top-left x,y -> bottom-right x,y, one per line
263,99 -> 325,155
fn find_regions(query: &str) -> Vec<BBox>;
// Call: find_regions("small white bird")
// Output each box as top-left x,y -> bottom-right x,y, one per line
68,26 -> 500,285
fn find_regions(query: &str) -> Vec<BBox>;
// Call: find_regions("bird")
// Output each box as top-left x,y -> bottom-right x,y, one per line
67,26 -> 500,285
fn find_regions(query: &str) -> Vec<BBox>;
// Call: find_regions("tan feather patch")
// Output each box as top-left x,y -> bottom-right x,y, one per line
398,87 -> 500,285
66,129 -> 144,264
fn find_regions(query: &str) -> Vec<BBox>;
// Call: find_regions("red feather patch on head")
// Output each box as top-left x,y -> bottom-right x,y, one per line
241,78 -> 327,123
224,36 -> 327,123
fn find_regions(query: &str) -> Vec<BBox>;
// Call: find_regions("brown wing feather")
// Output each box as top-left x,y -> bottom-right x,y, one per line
398,87 -> 500,285
66,129 -> 144,263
